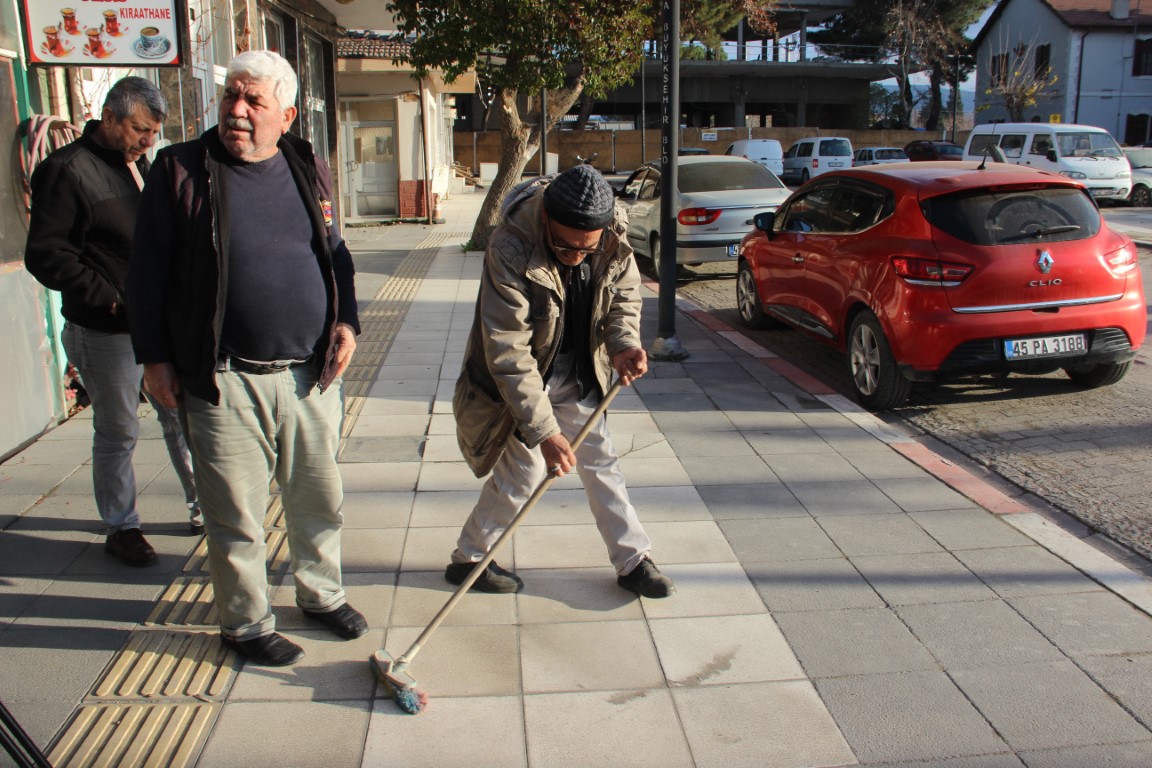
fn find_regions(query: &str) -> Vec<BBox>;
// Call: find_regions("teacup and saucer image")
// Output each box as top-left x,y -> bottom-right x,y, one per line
40,25 -> 75,58
132,26 -> 170,59
82,27 -> 115,59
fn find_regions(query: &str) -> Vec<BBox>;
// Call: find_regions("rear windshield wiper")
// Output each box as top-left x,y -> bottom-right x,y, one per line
1002,224 -> 1082,242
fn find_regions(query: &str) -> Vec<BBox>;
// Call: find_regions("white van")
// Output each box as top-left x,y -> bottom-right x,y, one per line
781,136 -> 854,184
725,139 -> 784,176
962,123 -> 1131,202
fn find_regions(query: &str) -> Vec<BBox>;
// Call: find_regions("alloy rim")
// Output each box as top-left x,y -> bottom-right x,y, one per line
851,323 -> 880,396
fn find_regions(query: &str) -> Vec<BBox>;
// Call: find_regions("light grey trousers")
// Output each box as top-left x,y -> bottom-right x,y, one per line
62,323 -> 196,531
453,371 -> 652,575
183,365 -> 347,641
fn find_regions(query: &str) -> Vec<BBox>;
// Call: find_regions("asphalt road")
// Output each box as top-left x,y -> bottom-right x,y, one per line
662,211 -> 1152,564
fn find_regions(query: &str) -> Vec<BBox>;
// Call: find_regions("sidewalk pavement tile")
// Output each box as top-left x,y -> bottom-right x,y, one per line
746,558 -> 887,612
524,689 -> 693,768
339,461 -> 420,493
338,491 -> 413,529
1077,654 -> 1152,727
850,551 -> 999,605
816,670 -> 1010,763
272,573 -> 394,631
520,619 -> 664,693
1007,591 -> 1152,656
381,623 -> 520,697
787,479 -> 904,516
515,567 -> 642,624
365,696 -> 527,768
346,413 -> 432,437
950,660 -> 1151,750
389,570 -> 516,627
639,562 -> 768,619
408,490 -> 475,527
909,507 -> 1035,550
894,600 -> 1066,668
226,630 -> 384,702
398,526 -> 470,572
199,700 -> 370,768
696,482 -> 807,519
414,461 -> 485,492
650,613 -> 804,684
673,681 -> 856,768
679,454 -> 777,486
953,545 -> 1106,597
1019,742 -> 1152,767
718,516 -> 840,562
871,476 -> 978,511
818,513 -> 945,557
776,607 -> 939,677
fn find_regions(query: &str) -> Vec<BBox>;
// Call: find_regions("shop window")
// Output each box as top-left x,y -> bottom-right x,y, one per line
1135,39 -> 1152,77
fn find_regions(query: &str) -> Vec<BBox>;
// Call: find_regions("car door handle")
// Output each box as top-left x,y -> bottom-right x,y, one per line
792,254 -> 805,263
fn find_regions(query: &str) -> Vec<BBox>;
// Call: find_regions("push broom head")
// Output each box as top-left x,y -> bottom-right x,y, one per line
370,650 -> 428,715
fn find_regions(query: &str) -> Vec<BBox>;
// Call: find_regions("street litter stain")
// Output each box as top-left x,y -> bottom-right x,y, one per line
607,690 -> 649,705
671,649 -> 737,686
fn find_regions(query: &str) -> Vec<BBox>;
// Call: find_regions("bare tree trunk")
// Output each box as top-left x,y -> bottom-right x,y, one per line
469,82 -> 583,249
923,65 -> 943,131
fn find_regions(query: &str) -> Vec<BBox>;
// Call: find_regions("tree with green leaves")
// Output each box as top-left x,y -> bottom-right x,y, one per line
387,0 -> 780,248
809,0 -> 987,130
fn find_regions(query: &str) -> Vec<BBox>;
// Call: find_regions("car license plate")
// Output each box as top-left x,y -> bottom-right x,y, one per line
1004,333 -> 1086,359
727,243 -> 740,256
1089,188 -> 1116,197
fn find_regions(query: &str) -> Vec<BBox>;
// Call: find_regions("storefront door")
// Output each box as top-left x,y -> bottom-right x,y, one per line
341,100 -> 398,219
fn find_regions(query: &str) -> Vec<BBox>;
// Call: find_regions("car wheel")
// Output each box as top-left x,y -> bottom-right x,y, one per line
848,310 -> 912,410
800,169 -> 810,184
736,261 -> 782,329
1063,361 -> 1131,388
1131,185 -> 1151,207
649,234 -> 686,281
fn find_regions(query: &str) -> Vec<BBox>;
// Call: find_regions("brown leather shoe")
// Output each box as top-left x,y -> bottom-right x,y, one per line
221,633 -> 305,666
105,528 -> 158,566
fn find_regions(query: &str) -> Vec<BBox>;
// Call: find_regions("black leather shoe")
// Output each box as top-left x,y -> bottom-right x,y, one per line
445,561 -> 524,593
221,632 -> 305,666
618,558 -> 676,598
105,528 -> 158,566
301,603 -> 368,640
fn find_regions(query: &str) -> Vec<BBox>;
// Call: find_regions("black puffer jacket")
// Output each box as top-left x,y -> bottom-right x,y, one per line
25,121 -> 149,333
127,129 -> 359,405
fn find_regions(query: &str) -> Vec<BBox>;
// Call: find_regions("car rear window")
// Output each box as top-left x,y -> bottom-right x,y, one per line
820,139 -> 852,156
922,187 -> 1101,245
938,144 -> 964,158
876,149 -> 906,160
679,162 -> 784,192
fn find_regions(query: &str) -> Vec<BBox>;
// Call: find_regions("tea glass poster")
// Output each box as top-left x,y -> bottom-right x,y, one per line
23,1 -> 181,66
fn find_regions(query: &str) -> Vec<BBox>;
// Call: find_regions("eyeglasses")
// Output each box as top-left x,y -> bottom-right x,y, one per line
545,220 -> 604,261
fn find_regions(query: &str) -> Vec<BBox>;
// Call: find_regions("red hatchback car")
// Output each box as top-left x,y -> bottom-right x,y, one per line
736,162 -> 1146,410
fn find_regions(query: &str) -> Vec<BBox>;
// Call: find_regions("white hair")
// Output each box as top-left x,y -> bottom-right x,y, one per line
226,50 -> 299,110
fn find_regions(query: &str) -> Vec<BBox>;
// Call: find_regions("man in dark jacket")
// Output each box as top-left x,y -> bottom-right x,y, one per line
128,51 -> 364,667
25,76 -> 200,568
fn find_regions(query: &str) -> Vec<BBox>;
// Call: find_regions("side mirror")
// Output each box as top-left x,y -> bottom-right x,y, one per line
753,211 -> 776,233
616,188 -> 636,200
1046,149 -> 1058,162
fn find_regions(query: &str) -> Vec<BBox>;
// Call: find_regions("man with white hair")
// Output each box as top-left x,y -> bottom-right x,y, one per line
128,51 -> 364,667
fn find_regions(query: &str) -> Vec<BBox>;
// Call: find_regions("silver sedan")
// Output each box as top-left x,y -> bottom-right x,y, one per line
616,156 -> 791,279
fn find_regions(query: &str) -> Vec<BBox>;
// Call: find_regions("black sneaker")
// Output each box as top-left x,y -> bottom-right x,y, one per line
618,558 -> 676,598
444,561 -> 524,593
105,528 -> 158,566
221,632 -> 305,666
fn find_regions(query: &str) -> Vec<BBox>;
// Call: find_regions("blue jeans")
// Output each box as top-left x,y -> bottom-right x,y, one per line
62,323 -> 197,531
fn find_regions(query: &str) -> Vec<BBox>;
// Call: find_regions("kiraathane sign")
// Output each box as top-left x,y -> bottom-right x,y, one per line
23,0 -> 181,67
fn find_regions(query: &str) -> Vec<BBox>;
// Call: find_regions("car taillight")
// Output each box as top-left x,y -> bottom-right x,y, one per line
678,208 -> 722,225
891,256 -> 973,286
1103,243 -> 1138,275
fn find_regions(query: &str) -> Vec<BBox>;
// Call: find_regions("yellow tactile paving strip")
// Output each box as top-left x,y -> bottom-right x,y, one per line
46,229 -> 461,767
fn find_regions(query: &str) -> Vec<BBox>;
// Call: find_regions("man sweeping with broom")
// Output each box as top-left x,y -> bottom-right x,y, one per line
448,164 -> 675,599
372,164 -> 674,714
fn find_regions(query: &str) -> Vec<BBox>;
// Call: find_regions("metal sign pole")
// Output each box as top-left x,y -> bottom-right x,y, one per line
651,0 -> 688,361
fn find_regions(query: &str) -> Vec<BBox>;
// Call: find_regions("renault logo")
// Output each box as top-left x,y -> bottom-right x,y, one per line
1037,251 -> 1054,274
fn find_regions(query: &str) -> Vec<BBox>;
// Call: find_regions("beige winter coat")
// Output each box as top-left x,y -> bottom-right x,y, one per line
454,188 -> 643,477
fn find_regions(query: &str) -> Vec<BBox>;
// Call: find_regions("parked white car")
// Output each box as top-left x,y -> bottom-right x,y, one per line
853,146 -> 909,166
782,136 -> 854,184
725,139 -> 784,175
1124,147 -> 1152,207
616,156 -> 790,278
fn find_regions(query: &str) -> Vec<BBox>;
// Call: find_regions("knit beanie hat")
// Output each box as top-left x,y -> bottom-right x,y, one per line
543,165 -> 616,231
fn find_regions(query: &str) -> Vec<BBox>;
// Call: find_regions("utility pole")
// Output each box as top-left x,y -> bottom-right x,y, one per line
651,0 -> 688,362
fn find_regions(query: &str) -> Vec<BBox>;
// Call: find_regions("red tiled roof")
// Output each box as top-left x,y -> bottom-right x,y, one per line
337,32 -> 411,60
1045,0 -> 1152,26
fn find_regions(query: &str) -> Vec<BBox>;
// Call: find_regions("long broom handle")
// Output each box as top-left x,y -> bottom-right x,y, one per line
395,379 -> 625,666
